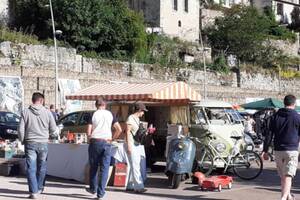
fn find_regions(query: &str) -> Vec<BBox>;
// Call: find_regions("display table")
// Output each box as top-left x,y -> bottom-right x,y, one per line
47,143 -> 146,183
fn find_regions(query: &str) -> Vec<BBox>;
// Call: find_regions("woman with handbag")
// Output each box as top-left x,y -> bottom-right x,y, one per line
125,102 -> 148,193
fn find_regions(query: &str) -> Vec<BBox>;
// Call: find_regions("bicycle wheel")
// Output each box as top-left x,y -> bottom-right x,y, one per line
195,146 -> 214,176
233,150 -> 263,180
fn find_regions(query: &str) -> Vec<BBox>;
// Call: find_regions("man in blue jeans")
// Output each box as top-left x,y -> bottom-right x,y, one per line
18,92 -> 57,199
85,98 -> 122,200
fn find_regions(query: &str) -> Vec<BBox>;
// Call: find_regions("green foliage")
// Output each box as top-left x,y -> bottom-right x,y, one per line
210,54 -> 229,74
0,26 -> 40,44
206,5 -> 296,63
136,34 -> 185,67
192,54 -> 229,74
279,70 -> 300,78
11,0 -> 147,59
206,6 -> 269,62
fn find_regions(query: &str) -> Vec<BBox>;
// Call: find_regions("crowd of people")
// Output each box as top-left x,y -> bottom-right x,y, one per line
18,92 -> 149,199
17,92 -> 300,200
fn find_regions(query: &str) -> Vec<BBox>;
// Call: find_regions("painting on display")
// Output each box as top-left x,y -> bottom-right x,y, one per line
0,76 -> 23,115
58,79 -> 82,114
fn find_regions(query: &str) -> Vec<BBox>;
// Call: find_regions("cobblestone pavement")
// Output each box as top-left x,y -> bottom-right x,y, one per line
0,161 -> 299,200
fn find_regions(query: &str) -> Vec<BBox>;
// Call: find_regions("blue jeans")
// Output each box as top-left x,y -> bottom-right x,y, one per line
88,141 -> 112,198
25,143 -> 48,194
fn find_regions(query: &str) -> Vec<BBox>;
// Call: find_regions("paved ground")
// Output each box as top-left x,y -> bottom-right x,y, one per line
0,161 -> 300,200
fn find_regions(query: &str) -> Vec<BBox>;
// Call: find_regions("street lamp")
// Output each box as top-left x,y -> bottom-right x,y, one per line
48,0 -> 62,109
199,26 -> 207,100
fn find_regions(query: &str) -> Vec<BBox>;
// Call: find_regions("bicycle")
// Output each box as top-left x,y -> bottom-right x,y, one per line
191,133 -> 263,180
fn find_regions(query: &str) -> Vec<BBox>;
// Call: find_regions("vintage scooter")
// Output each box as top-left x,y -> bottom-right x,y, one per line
165,135 -> 196,189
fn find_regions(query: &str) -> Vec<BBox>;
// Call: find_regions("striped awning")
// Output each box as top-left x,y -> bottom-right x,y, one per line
66,82 -> 201,103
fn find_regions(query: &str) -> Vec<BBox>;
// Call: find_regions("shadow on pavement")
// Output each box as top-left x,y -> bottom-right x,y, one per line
0,188 -> 29,199
107,188 -> 230,200
43,192 -> 93,200
255,187 -> 300,195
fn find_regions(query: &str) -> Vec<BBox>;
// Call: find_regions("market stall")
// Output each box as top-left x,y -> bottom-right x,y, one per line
65,81 -> 201,162
46,82 -> 201,182
47,142 -> 146,183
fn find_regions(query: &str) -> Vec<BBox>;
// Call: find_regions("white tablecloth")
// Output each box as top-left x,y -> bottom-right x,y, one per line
47,143 -> 146,183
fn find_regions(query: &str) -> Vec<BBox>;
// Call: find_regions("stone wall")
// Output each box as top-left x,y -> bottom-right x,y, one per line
0,42 -> 298,109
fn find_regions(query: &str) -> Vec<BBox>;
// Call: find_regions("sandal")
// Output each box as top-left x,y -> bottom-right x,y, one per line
287,194 -> 295,200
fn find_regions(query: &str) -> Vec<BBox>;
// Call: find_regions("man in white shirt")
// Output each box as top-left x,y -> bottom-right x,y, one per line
85,98 -> 121,200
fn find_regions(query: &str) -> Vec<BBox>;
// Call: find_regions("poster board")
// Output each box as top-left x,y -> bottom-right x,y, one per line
58,79 -> 82,114
0,76 -> 23,115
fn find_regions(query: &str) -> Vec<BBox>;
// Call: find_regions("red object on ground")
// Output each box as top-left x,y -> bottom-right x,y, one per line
201,175 -> 233,192
113,163 -> 127,187
194,172 -> 206,185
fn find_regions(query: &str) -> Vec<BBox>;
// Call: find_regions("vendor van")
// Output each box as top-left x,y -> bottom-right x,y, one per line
189,100 -> 245,168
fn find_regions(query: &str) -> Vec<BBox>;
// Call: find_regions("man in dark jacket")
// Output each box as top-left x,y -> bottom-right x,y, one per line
263,94 -> 300,200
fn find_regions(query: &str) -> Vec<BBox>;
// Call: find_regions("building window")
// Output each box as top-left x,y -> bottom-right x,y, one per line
174,0 -> 178,11
184,0 -> 188,12
277,3 -> 283,16
178,20 -> 182,27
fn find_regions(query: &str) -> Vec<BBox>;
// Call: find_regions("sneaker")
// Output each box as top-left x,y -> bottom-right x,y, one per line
37,189 -> 43,194
28,193 -> 38,199
93,198 -> 102,200
85,187 -> 96,195
135,188 -> 147,193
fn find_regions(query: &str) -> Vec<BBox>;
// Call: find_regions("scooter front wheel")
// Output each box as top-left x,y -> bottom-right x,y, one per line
171,174 -> 182,189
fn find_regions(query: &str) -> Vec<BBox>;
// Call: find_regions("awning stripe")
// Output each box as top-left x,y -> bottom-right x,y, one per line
66,82 -> 201,102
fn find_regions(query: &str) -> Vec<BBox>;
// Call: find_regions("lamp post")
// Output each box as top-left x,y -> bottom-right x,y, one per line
199,24 -> 207,100
49,0 -> 59,109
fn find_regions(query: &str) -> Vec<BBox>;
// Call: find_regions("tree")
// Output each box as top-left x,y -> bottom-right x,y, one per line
205,5 -> 295,64
206,6 -> 271,62
11,0 -> 147,59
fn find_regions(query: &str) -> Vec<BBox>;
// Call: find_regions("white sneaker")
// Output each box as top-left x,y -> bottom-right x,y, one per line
28,193 -> 38,199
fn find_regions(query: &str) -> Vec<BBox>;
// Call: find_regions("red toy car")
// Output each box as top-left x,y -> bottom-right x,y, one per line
201,175 -> 233,192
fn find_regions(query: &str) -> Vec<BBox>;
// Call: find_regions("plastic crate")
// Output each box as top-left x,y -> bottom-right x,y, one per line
113,163 -> 127,187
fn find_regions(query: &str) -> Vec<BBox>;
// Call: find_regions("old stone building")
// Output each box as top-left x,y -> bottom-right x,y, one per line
251,0 -> 298,24
211,0 -> 250,7
127,0 -> 200,42
211,0 -> 299,25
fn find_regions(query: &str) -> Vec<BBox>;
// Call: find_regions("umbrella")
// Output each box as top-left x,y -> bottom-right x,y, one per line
241,98 -> 300,112
241,98 -> 283,110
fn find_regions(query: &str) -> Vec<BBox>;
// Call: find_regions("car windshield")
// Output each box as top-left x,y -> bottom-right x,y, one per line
0,112 -> 20,123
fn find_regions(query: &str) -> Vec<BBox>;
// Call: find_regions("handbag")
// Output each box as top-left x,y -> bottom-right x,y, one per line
131,118 -> 147,144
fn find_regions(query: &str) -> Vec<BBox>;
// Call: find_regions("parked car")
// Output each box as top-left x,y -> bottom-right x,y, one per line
0,111 -> 20,140
57,110 -> 94,137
